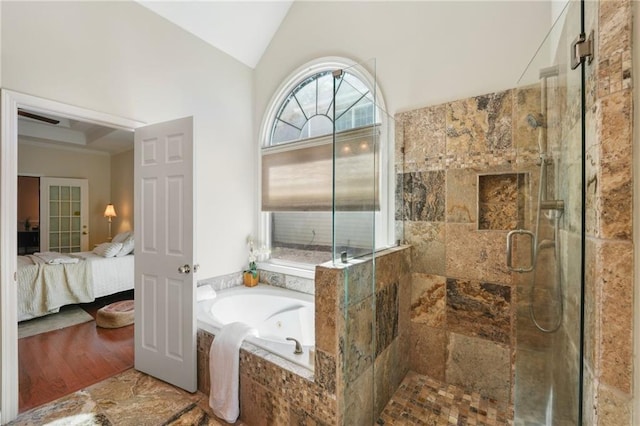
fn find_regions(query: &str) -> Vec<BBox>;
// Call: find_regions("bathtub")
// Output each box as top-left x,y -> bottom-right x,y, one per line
197,284 -> 315,370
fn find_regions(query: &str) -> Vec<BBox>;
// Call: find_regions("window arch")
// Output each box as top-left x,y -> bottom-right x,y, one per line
270,70 -> 376,145
259,58 -> 393,272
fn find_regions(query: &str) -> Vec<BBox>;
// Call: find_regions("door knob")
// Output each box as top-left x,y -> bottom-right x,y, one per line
178,264 -> 191,274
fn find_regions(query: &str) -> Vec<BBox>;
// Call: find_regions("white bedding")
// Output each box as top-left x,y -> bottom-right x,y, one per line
71,252 -> 135,299
17,251 -> 134,321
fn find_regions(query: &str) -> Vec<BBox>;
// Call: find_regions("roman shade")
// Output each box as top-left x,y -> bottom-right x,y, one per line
262,126 -> 379,211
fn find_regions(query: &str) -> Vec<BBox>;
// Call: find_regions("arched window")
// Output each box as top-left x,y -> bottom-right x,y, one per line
259,58 -> 393,274
270,70 -> 375,145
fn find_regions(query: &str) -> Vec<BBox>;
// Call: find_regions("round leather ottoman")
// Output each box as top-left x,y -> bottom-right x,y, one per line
96,300 -> 134,328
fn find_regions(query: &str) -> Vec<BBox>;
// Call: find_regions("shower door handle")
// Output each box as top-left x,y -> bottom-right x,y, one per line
506,229 -> 535,273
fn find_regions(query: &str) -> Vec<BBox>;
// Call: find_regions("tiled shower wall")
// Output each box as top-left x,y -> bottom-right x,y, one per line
315,246 -> 411,424
396,87 -> 543,409
396,0 -> 636,421
583,0 -> 635,424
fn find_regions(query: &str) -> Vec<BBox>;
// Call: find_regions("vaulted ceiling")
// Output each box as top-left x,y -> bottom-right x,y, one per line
137,1 -> 293,68
18,1 -> 293,153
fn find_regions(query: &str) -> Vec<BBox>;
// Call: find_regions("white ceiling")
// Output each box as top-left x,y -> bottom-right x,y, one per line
18,110 -> 134,155
137,0 -> 293,68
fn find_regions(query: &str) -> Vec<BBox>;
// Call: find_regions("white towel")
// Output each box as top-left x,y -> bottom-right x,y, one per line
209,322 -> 258,423
196,285 -> 217,301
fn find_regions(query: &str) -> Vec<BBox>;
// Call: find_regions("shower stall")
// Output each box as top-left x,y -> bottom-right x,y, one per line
352,2 -> 588,426
333,1 -> 588,424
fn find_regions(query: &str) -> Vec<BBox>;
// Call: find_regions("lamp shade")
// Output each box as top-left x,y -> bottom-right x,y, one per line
104,204 -> 117,218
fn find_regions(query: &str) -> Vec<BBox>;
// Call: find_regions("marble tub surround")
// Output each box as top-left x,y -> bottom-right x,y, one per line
196,247 -> 410,425
198,272 -> 243,291
258,269 -> 315,295
10,368 -> 242,426
197,329 -> 333,425
199,265 -> 315,296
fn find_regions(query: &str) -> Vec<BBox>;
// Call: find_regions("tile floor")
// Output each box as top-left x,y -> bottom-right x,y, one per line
12,368 -> 510,425
377,371 -> 512,426
10,368 -> 243,426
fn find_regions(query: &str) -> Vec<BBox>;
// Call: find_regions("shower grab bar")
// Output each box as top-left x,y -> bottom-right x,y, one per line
506,229 -> 535,273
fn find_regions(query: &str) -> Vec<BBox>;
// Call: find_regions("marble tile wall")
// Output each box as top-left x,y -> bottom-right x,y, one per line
478,173 -> 526,230
582,0 -> 635,424
396,88 -> 535,411
197,246 -> 410,425
394,0 -> 635,422
337,246 -> 411,424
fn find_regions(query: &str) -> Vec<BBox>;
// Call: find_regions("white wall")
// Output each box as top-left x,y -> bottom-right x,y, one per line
2,1 -> 256,278
111,149 -> 134,237
18,141 -> 112,247
254,1 -> 552,123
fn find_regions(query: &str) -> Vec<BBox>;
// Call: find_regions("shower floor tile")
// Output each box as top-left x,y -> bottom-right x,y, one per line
377,371 -> 512,426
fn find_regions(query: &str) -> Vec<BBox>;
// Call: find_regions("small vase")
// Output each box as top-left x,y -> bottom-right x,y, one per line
243,271 -> 259,287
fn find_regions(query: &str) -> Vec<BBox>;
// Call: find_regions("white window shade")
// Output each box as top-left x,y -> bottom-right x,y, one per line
262,126 -> 379,211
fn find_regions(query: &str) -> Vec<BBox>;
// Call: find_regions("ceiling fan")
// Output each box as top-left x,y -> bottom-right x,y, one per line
17,109 -> 60,125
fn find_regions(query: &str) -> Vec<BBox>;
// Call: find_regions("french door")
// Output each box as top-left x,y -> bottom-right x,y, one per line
39,177 -> 89,253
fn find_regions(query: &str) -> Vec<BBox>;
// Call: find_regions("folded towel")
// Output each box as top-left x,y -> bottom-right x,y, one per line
33,251 -> 80,264
196,285 -> 217,302
209,322 -> 258,423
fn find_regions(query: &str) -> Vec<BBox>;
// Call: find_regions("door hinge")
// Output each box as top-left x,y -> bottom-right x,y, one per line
571,30 -> 594,70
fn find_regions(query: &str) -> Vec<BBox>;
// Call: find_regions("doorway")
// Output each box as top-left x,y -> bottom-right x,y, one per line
16,112 -> 135,412
17,176 -> 40,255
1,90 -> 143,422
2,91 -> 198,424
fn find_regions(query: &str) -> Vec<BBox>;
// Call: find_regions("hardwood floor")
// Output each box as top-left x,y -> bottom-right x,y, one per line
18,291 -> 134,413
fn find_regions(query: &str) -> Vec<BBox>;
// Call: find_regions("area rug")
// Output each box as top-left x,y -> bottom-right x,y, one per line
18,306 -> 94,339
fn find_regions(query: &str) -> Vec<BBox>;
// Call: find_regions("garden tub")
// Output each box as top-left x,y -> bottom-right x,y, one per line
197,284 -> 315,370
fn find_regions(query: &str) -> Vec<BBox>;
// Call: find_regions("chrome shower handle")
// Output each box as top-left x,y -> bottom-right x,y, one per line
506,229 -> 535,273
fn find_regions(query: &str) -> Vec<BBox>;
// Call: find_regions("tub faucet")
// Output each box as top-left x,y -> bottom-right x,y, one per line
286,337 -> 303,355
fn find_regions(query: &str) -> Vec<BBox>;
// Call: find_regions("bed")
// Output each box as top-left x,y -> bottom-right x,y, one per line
17,232 -> 135,322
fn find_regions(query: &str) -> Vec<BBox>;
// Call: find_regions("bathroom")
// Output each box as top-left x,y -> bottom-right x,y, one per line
198,0 -> 635,424
1,0 -> 637,424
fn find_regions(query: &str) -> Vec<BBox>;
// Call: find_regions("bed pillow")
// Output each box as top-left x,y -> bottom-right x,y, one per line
112,231 -> 132,244
116,235 -> 135,257
93,242 -> 123,258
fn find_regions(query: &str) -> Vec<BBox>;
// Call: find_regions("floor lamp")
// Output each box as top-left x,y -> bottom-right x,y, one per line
104,203 -> 117,241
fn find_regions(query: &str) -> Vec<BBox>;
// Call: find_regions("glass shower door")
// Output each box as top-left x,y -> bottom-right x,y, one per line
512,1 -> 584,424
332,59 -> 400,423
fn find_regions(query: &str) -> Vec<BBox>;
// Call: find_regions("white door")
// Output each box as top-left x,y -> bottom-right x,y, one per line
40,177 -> 89,252
134,116 -> 196,392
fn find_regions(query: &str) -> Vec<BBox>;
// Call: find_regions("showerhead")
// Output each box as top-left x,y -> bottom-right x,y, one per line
526,113 -> 544,129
